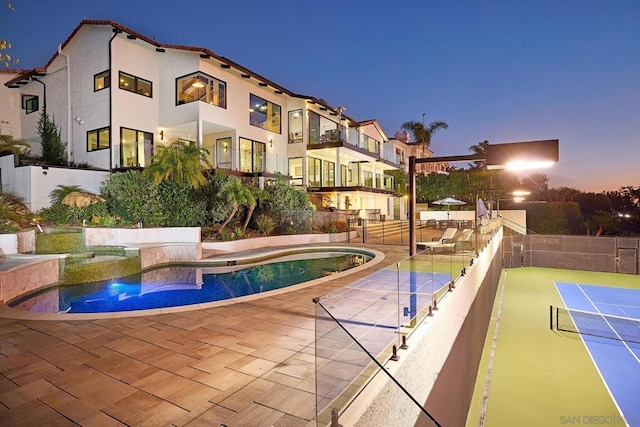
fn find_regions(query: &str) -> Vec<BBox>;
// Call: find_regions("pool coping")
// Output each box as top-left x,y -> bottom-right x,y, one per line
0,245 -> 385,321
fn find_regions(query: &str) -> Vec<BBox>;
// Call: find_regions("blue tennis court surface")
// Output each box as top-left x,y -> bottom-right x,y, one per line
555,282 -> 640,427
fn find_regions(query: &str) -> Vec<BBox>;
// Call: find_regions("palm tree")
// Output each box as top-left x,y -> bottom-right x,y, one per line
49,184 -> 84,204
0,134 -> 30,156
468,140 -> 490,169
144,140 -> 211,188
217,176 -> 257,234
401,119 -> 448,158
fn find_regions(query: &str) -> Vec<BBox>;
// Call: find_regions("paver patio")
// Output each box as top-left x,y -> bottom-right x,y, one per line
0,243 -> 411,426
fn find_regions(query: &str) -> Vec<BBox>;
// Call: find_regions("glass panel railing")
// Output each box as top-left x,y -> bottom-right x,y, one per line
313,218 -> 504,425
315,299 -> 440,427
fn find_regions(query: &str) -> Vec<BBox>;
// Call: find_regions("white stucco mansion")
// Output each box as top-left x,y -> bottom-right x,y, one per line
1,20 -> 426,216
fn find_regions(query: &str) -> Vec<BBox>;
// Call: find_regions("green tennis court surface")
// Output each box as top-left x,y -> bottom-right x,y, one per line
467,268 -> 640,427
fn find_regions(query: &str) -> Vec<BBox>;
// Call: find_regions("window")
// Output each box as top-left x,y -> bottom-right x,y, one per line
323,160 -> 335,187
21,95 -> 39,114
249,94 -> 281,133
239,137 -> 265,173
216,137 -> 232,169
120,127 -> 153,167
363,171 -> 374,187
288,110 -> 303,143
176,72 -> 226,108
308,157 -> 321,187
94,70 -> 110,91
362,134 -> 380,155
309,111 -> 341,145
87,127 -> 110,151
119,72 -> 152,97
289,157 -> 303,186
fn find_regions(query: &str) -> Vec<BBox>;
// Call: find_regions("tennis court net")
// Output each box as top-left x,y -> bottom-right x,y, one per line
549,305 -> 640,344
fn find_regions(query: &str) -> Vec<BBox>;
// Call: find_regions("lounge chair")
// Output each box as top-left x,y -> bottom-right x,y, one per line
429,229 -> 475,253
417,227 -> 458,250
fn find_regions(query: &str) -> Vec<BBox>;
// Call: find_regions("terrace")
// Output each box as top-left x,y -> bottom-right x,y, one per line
1,221 -> 638,425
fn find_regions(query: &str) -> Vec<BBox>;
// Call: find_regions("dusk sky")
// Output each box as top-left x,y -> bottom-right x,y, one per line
3,0 -> 639,193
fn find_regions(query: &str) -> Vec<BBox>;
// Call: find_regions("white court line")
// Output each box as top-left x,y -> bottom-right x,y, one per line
577,284 -> 640,365
478,270 -> 508,427
555,282 -> 628,427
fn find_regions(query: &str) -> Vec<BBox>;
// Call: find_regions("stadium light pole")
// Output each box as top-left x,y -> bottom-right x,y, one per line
408,139 -> 559,256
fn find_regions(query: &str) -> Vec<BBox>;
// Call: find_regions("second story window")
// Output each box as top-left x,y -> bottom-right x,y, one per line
288,110 -> 303,143
94,70 -> 110,91
21,95 -> 39,114
250,94 -> 281,133
176,72 -> 226,107
119,71 -> 152,97
309,111 -> 340,145
362,135 -> 380,155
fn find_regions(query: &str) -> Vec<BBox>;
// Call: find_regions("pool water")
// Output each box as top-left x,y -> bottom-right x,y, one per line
10,252 -> 371,314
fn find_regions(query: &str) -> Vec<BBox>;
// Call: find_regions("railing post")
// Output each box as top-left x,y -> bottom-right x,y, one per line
390,345 -> 399,361
331,407 -> 342,427
400,334 -> 408,350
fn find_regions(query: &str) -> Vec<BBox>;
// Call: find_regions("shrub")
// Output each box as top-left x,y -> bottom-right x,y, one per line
95,214 -> 118,227
254,213 -> 276,236
38,203 -> 73,225
0,194 -> 34,230
259,174 -> 314,214
200,171 -> 234,225
100,170 -> 166,226
159,181 -> 208,227
39,201 -> 110,226
218,228 -> 236,241
37,107 -> 67,166
233,226 -> 244,239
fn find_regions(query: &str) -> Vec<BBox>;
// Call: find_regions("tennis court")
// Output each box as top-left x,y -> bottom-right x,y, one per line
554,282 -> 640,426
467,267 -> 640,427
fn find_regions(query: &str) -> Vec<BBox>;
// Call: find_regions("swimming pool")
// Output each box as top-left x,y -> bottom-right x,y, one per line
10,250 -> 372,314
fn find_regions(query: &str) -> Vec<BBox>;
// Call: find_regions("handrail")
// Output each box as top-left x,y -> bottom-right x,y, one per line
498,214 -> 535,235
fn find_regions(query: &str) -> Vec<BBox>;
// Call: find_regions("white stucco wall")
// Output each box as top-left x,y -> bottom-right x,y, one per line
0,154 -> 109,211
0,234 -> 18,255
83,227 -> 201,246
0,71 -> 22,140
111,35 -> 161,168
64,25 -> 112,168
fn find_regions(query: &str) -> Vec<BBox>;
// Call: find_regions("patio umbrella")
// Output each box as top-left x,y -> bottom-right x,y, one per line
432,197 -> 467,219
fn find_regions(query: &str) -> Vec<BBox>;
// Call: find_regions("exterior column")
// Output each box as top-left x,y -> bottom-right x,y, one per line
197,119 -> 203,147
336,147 -> 341,187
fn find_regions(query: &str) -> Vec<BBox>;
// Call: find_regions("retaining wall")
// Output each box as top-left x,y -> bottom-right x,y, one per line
202,231 -> 356,255
0,257 -> 60,302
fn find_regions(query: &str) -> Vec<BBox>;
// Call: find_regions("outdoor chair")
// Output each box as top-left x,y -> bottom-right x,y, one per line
429,228 -> 475,253
417,227 -> 458,250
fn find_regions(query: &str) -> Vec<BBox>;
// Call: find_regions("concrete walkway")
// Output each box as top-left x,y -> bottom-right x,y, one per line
0,243 -> 410,426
